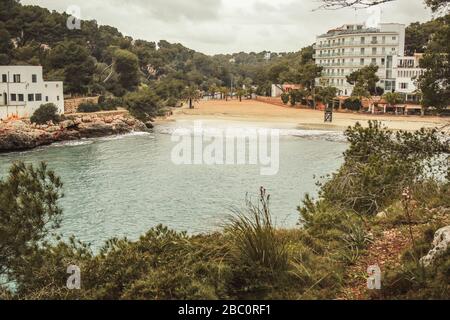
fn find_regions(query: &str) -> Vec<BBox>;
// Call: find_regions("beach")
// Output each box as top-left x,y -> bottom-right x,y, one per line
169,99 -> 450,132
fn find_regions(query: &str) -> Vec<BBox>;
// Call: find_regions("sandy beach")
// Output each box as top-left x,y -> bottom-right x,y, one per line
168,99 -> 450,132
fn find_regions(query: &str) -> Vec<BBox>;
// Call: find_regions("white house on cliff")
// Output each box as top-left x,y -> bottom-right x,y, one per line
0,66 -> 64,120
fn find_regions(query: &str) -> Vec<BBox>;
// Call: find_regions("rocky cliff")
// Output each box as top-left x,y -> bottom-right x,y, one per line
0,113 -> 148,152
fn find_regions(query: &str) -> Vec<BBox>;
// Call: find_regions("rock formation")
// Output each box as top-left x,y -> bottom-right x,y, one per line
0,112 -> 148,152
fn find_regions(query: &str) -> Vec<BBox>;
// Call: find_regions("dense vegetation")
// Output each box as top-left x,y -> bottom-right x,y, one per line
1,1 -> 448,114
0,0 -> 317,100
0,122 -> 448,300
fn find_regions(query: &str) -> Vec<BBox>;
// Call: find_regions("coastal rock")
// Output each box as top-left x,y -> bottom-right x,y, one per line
60,120 -> 76,129
376,211 -> 387,219
0,113 -> 148,152
420,226 -> 450,267
0,121 -> 54,150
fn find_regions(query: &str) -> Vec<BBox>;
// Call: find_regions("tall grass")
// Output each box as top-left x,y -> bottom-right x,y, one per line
227,187 -> 289,273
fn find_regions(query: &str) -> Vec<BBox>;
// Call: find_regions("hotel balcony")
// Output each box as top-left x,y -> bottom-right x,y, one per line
315,41 -> 399,48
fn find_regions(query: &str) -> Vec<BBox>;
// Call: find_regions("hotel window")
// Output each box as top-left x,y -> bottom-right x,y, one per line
392,36 -> 397,41
381,58 -> 385,65
35,93 -> 42,101
382,36 -> 386,44
18,94 -> 24,102
372,47 -> 377,55
360,58 -> 365,65
11,94 -> 16,102
371,58 -> 376,65
28,94 -> 34,102
400,83 -> 408,89
372,36 -> 377,44
32,74 -> 37,83
360,48 -> 365,55
13,74 -> 21,83
45,96 -> 49,102
57,96 -> 60,101
360,37 -> 365,44
1,74 -> 6,82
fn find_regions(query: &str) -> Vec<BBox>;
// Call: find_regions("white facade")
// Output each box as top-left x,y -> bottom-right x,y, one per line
389,53 -> 425,102
0,66 -> 64,120
271,84 -> 284,97
313,23 -> 406,96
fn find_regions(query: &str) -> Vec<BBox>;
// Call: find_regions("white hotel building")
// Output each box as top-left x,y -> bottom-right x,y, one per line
0,66 -> 64,120
313,23 -> 423,98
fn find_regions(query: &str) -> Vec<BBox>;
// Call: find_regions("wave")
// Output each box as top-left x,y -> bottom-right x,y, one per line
49,131 -> 153,148
97,131 -> 153,141
156,124 -> 346,143
51,140 -> 94,147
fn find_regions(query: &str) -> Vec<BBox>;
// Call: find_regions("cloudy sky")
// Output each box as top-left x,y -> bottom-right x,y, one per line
22,0 -> 433,55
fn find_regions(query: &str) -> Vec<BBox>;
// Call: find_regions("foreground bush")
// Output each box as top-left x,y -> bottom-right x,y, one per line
317,121 -> 448,215
30,103 -> 60,124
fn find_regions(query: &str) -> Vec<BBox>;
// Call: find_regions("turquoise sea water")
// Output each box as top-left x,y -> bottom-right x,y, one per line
0,120 -> 347,248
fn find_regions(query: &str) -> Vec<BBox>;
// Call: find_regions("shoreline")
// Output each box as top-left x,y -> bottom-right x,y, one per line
166,99 -> 450,132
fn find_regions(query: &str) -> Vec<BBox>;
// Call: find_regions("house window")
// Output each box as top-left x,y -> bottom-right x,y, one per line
13,74 -> 21,83
45,96 -> 49,102
400,83 -> 408,89
18,94 -> 24,102
28,94 -> 34,102
32,74 -> 37,83
11,94 -> 16,102
1,74 -> 6,82
35,93 -> 42,101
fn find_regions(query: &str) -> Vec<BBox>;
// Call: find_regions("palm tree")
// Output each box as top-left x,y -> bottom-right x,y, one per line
208,85 -> 218,100
220,87 -> 230,101
236,88 -> 246,102
182,86 -> 201,109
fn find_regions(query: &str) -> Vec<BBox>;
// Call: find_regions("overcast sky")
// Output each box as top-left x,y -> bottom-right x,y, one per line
21,0 -> 433,55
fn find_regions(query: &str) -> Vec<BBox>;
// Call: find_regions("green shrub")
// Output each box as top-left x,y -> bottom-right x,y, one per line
77,102 -> 101,113
166,97 -> 179,108
30,103 -> 60,124
227,188 -> 289,273
281,93 -> 289,104
100,98 -> 122,111
77,99 -> 121,113
317,121 -> 448,215
343,98 -> 361,111
125,88 -> 163,122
